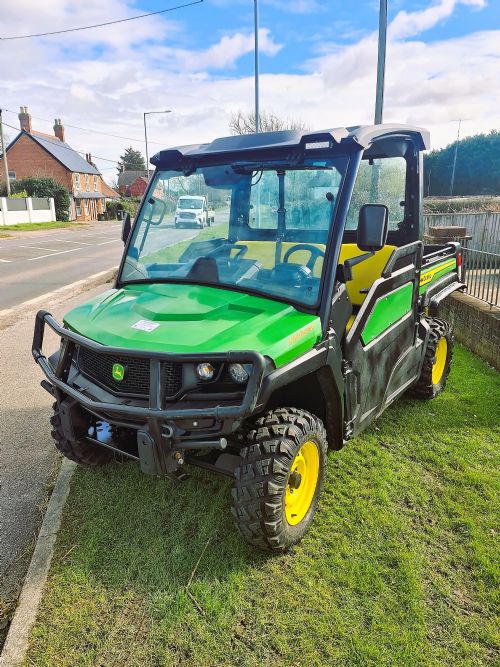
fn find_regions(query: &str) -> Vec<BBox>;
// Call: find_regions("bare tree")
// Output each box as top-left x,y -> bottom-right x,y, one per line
229,110 -> 308,135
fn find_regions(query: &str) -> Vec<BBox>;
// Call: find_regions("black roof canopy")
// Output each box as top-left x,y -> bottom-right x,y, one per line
151,124 -> 430,170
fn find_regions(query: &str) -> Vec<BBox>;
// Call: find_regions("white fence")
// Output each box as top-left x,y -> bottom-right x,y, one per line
0,197 -> 56,225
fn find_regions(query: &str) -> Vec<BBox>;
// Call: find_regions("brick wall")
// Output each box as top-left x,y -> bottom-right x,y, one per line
0,134 -> 73,191
437,292 -> 500,369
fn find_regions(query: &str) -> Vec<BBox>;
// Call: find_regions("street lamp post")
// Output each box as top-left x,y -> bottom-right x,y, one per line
143,110 -> 171,179
374,0 -> 388,124
254,0 -> 260,133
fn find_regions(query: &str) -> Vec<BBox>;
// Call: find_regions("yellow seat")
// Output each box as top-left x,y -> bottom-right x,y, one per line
339,244 -> 396,306
234,240 -> 396,321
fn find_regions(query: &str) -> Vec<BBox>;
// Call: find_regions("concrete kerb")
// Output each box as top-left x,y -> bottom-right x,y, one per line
0,460 -> 76,667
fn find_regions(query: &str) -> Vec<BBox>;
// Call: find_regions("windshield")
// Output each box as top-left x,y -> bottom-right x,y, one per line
178,197 -> 203,209
120,157 -> 348,307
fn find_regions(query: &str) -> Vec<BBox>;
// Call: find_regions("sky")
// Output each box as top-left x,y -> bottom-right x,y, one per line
1,0 -> 499,184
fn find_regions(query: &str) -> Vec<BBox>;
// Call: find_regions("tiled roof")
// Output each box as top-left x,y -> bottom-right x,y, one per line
117,170 -> 153,187
29,131 -> 101,175
101,180 -> 120,199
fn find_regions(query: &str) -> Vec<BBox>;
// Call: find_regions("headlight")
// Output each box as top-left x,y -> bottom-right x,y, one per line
197,362 -> 214,380
229,363 -> 251,384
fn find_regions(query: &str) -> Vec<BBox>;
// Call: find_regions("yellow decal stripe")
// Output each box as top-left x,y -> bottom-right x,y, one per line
420,259 -> 456,287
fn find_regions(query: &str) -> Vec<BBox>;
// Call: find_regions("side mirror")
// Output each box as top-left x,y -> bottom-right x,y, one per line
121,212 -> 132,244
357,204 -> 389,251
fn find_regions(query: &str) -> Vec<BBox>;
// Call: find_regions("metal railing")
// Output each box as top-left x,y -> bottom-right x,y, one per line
462,245 -> 500,308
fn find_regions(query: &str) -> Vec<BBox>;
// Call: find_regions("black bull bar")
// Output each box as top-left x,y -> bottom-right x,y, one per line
32,310 -> 266,424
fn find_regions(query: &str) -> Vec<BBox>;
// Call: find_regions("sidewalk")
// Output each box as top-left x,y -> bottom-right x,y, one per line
0,281 -> 112,647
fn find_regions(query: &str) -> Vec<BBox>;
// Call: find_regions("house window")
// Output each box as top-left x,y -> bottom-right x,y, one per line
93,175 -> 98,192
8,170 -> 16,180
74,173 -> 81,191
75,199 -> 82,217
85,174 -> 90,192
84,200 -> 89,215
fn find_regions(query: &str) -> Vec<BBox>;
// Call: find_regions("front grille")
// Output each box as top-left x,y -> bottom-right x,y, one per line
76,347 -> 182,398
180,212 -> 196,219
164,362 -> 183,397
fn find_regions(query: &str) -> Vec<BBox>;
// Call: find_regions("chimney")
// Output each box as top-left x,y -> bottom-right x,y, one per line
86,153 -> 93,165
53,118 -> 65,142
19,106 -> 32,133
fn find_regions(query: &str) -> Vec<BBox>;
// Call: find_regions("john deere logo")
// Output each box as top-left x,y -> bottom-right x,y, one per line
112,363 -> 125,382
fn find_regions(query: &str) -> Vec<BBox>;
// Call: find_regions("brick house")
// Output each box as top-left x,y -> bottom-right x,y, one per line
117,169 -> 153,197
127,175 -> 149,198
0,107 -> 118,221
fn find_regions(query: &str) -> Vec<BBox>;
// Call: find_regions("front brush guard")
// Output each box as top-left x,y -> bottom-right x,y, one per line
33,311 -> 266,475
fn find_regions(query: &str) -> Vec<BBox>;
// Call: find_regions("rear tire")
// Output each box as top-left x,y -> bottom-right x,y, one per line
50,402 -> 112,466
231,407 -> 327,552
410,317 -> 453,399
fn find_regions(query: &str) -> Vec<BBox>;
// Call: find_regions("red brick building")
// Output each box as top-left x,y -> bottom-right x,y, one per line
117,170 -> 152,197
127,175 -> 149,198
0,107 -> 118,221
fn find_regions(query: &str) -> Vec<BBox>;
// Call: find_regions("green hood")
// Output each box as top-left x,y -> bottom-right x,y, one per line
63,283 -> 322,368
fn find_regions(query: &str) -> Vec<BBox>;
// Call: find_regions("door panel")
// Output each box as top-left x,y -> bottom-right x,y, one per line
343,262 -> 420,437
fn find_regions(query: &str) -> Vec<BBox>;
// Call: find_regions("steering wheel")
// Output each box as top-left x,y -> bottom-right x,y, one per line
282,244 -> 325,272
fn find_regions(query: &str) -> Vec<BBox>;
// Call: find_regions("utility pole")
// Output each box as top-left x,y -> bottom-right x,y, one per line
0,109 -> 11,196
374,0 -> 388,124
143,110 -> 171,180
254,0 -> 260,133
371,0 -> 388,202
449,119 -> 462,196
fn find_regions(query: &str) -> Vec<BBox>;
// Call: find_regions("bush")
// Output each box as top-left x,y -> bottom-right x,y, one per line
11,177 -> 71,220
105,198 -> 140,220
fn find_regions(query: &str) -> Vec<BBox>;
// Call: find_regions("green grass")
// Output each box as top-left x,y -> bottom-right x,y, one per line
25,346 -> 499,666
0,221 -> 77,232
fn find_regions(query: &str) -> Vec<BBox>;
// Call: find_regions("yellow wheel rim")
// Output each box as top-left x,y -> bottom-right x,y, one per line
285,441 -> 320,526
432,337 -> 448,385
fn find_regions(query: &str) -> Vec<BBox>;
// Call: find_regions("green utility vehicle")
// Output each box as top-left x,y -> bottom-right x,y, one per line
33,125 -> 464,551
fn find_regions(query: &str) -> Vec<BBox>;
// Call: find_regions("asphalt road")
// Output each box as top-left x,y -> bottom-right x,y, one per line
0,218 -> 230,311
0,223 -> 124,311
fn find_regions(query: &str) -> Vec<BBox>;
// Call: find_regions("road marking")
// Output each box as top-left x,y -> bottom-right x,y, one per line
0,268 -> 116,319
0,258 -> 11,263
96,239 -> 120,246
53,238 -> 94,245
19,245 -> 63,252
28,248 -> 83,261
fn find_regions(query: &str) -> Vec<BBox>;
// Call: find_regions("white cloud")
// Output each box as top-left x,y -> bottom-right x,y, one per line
390,0 -> 486,40
176,28 -> 282,71
0,0 -> 497,181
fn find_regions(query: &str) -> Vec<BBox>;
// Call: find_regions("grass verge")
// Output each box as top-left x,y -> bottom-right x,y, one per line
25,346 -> 499,666
0,221 -> 79,232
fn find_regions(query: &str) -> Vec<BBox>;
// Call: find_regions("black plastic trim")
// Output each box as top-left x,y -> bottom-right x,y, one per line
32,311 -> 265,421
